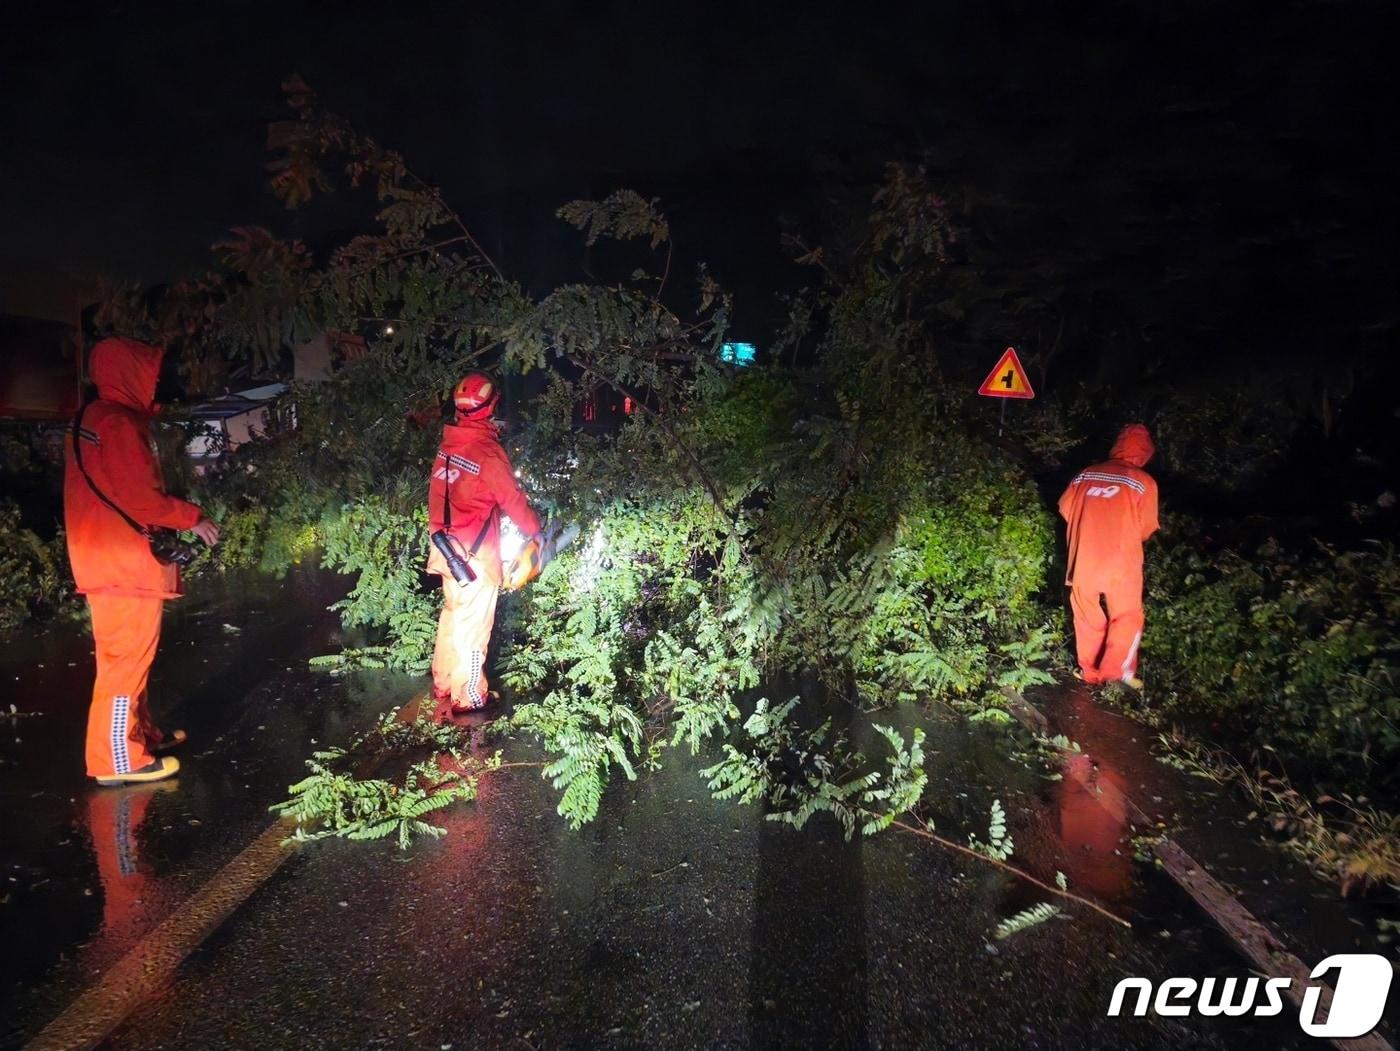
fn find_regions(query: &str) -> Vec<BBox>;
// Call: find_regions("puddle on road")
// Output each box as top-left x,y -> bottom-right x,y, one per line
1033,683 -> 1399,966
0,566 -> 415,1047
1032,682 -> 1399,1048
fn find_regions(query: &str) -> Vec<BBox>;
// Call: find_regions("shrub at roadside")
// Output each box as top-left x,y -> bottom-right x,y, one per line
1146,517 -> 1400,797
0,501 -> 72,633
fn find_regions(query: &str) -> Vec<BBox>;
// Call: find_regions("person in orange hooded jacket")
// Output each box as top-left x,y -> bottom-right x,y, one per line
1058,423 -> 1159,687
426,372 -> 541,722
65,337 -> 220,785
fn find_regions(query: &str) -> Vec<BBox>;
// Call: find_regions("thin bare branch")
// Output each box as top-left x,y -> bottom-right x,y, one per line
890,818 -> 1131,929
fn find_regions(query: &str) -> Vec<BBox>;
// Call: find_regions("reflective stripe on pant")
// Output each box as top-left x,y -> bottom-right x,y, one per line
1069,568 -> 1144,684
431,574 -> 500,709
85,594 -> 164,778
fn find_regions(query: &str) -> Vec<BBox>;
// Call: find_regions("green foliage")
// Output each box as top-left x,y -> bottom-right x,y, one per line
318,488 -> 437,673
270,707 -> 498,848
503,491 -> 760,827
702,698 -> 928,841
0,502 -> 72,633
160,89 -> 1060,836
969,798 -> 1014,862
511,690 -> 645,830
1154,731 -> 1400,896
558,190 -> 670,250
1147,519 -> 1400,793
273,754 -> 470,849
994,902 -> 1061,941
859,724 -> 929,835
994,629 -> 1060,692
703,698 -> 879,840
1148,386 -> 1303,494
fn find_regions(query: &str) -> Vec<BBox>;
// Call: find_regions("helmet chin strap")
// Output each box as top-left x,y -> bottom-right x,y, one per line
457,401 -> 497,421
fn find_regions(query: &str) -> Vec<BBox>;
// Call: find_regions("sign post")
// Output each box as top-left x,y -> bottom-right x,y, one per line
976,346 -> 1035,435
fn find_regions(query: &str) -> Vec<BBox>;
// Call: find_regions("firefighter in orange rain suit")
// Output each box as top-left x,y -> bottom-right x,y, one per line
426,372 -> 541,720
64,337 -> 220,785
1058,423 -> 1159,687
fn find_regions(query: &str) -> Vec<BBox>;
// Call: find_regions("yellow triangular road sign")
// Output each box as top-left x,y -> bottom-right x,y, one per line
977,347 -> 1035,399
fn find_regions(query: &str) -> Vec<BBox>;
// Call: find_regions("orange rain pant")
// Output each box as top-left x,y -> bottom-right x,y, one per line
431,575 -> 500,709
84,594 -> 164,778
1068,567 -> 1144,685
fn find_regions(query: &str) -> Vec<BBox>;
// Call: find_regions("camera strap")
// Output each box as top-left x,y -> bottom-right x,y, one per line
71,404 -> 154,540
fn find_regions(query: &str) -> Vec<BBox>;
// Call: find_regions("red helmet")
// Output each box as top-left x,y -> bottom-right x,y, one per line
452,371 -> 499,418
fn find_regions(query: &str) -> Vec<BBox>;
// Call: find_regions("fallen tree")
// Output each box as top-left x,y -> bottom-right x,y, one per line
92,78 -> 1399,928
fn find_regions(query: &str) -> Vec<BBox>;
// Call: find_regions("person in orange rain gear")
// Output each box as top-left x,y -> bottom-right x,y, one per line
426,371 -> 541,722
1058,423 -> 1159,688
64,337 -> 221,786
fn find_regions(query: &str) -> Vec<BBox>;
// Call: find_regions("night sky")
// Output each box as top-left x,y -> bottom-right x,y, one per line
3,3 -> 969,301
4,1 -> 1399,368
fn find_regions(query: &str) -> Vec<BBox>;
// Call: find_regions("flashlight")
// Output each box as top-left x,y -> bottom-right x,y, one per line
431,530 -> 476,585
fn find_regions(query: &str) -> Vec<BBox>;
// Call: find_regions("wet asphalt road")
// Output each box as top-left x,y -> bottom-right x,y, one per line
0,570 -> 1383,1048
1032,686 -> 1398,971
102,713 -> 1243,1051
0,567 -> 416,1047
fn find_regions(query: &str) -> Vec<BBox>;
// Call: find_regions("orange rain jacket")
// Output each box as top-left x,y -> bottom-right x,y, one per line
64,338 -> 203,599
426,416 -> 542,583
1058,423 -> 1159,587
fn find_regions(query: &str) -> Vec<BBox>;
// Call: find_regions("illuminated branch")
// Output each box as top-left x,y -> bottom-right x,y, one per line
564,352 -> 737,528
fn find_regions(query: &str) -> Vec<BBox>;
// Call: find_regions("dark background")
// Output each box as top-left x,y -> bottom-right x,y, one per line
3,1 -> 1398,495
